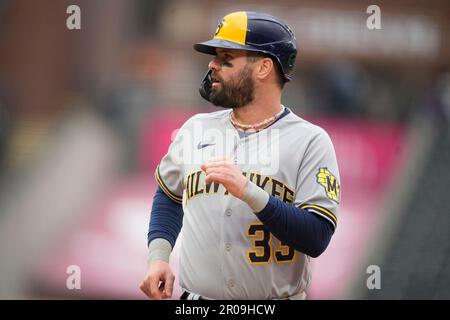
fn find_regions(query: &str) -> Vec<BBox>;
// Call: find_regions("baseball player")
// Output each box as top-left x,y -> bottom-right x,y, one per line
140,11 -> 340,300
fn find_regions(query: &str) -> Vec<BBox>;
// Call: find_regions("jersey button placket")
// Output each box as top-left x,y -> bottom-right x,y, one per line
225,209 -> 232,216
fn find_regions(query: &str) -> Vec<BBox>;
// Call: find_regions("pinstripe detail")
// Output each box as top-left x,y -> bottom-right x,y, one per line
155,166 -> 183,204
300,204 -> 337,229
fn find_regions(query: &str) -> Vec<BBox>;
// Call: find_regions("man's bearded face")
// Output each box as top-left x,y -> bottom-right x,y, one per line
209,63 -> 255,109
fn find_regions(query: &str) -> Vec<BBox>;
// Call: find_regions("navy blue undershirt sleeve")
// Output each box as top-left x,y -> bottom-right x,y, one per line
256,196 -> 334,258
147,186 -> 184,248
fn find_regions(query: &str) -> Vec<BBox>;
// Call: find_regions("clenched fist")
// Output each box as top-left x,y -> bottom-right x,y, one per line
200,157 -> 248,199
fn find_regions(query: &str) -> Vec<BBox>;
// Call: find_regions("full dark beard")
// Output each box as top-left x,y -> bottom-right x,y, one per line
209,65 -> 255,109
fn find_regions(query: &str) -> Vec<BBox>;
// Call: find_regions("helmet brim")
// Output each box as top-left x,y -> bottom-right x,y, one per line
193,38 -> 292,82
193,39 -> 252,55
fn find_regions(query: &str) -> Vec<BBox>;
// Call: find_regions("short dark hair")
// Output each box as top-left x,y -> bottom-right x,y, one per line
246,52 -> 285,89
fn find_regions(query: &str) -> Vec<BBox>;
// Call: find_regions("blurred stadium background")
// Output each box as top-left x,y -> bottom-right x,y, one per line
0,0 -> 449,299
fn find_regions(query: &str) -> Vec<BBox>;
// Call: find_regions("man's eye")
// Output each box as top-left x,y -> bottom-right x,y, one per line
221,59 -> 233,67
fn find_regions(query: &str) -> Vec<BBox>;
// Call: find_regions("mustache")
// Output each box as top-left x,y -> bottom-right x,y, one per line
211,72 -> 224,83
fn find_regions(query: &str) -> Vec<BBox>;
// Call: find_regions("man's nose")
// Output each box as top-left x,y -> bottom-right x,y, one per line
208,57 -> 221,71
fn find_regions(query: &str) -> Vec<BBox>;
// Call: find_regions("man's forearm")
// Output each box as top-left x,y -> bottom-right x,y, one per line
241,181 -> 334,258
147,186 -> 184,249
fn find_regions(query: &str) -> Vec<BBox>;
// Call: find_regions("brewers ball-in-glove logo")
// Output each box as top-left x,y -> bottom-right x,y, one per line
316,168 -> 340,203
215,20 -> 224,36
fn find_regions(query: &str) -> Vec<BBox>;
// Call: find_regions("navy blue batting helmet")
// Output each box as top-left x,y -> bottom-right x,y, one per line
194,11 -> 298,82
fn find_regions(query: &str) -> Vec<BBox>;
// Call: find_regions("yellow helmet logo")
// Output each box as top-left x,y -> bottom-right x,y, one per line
215,21 -> 224,36
213,11 -> 248,45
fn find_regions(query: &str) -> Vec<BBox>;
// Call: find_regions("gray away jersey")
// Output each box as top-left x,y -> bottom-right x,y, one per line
155,107 -> 340,299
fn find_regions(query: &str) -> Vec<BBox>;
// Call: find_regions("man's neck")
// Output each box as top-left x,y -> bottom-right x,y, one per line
232,92 -> 282,125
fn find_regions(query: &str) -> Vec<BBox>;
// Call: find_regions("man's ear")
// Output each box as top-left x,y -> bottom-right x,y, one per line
256,58 -> 274,81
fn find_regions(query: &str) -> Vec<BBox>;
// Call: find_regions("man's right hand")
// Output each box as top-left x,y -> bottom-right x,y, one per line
139,261 -> 175,300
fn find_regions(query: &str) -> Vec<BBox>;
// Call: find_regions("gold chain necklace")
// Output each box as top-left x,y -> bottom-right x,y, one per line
230,106 -> 285,131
